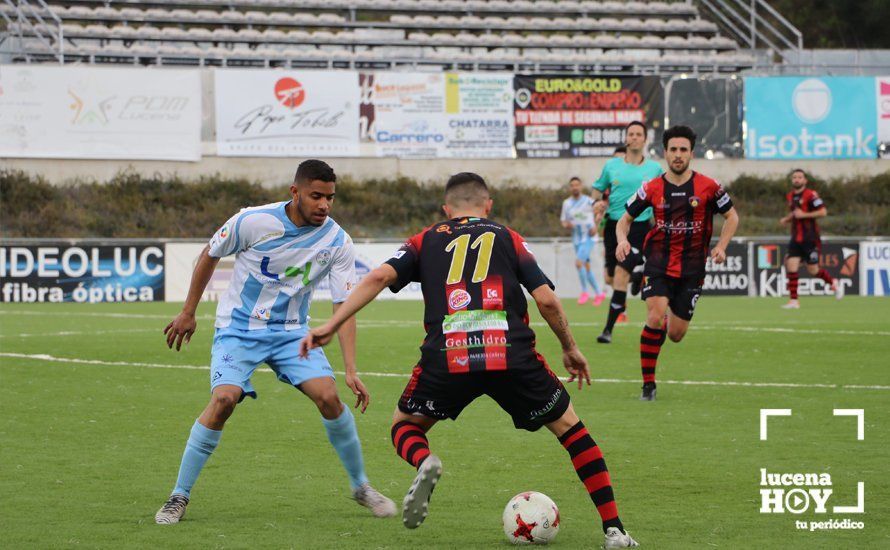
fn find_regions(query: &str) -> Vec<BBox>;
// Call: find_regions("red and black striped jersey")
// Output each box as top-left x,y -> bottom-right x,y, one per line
787,188 -> 824,243
626,172 -> 733,278
385,217 -> 553,374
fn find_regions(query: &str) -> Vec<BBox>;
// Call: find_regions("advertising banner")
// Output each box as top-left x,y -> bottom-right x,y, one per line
513,75 -> 663,158
754,241 -> 859,297
0,65 -> 201,161
359,72 -> 513,158
878,76 -> 890,156
215,69 -> 360,157
745,77 -> 878,159
0,243 -> 165,303
859,241 -> 890,296
703,241 -> 749,296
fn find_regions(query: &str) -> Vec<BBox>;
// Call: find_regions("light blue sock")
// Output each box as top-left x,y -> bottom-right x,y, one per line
586,267 -> 602,294
576,267 -> 589,292
172,420 -> 222,498
322,404 -> 369,491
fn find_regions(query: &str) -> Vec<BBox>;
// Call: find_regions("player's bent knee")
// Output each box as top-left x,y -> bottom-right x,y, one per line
668,330 -> 686,343
546,404 -> 579,437
314,390 -> 343,417
210,390 -> 239,414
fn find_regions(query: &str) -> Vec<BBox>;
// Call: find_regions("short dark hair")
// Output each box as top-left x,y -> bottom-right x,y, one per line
791,168 -> 807,179
445,172 -> 489,206
626,120 -> 647,133
294,159 -> 336,185
613,145 -> 627,155
569,176 -> 582,184
662,125 -> 697,150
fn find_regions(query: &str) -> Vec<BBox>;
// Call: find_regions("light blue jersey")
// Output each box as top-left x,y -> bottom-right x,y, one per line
208,201 -> 356,332
561,194 -> 598,263
205,201 -> 356,398
560,194 -> 596,245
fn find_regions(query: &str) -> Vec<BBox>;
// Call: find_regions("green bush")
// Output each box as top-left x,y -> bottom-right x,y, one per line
2,169 -> 888,238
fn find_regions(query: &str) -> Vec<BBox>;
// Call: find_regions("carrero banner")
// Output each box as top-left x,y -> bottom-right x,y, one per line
0,65 -> 201,161
513,75 -> 663,158
0,244 -> 165,303
215,69 -> 360,157
359,72 -> 514,158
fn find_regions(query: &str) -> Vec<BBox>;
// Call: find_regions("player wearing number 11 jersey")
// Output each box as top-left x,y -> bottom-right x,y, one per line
301,173 -> 638,548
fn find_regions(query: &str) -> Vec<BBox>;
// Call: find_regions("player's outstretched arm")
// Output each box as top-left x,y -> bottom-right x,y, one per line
530,285 -> 591,389
299,264 -> 398,356
614,212 -> 634,262
331,303 -> 370,413
711,207 -> 740,264
164,245 -> 219,351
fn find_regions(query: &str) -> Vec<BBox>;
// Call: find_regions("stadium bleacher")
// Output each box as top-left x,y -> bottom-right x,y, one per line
1,0 -> 756,71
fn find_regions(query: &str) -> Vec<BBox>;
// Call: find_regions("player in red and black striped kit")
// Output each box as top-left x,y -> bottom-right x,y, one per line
779,169 -> 843,309
617,126 -> 739,401
301,173 -> 639,548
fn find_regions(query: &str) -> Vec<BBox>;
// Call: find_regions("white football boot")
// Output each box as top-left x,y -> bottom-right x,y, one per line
402,454 -> 443,529
353,483 -> 397,517
604,526 -> 640,548
155,494 -> 189,525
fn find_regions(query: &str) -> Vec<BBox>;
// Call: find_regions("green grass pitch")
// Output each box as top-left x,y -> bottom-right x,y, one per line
1,296 -> 888,549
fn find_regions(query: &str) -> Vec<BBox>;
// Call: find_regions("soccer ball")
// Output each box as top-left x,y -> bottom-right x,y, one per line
503,491 -> 560,545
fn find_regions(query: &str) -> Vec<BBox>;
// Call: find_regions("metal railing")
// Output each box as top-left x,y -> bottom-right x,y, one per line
696,0 -> 802,64
1,0 -> 63,63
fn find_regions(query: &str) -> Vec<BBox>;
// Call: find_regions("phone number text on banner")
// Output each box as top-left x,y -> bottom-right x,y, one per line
513,75 -> 663,158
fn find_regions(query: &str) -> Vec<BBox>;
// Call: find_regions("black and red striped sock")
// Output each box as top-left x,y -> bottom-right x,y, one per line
816,269 -> 834,285
640,324 -> 666,384
788,272 -> 800,300
558,421 -> 624,534
391,421 -> 430,469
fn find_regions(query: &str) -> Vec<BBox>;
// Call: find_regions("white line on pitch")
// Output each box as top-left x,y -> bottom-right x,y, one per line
1,309 -> 888,337
0,328 -> 160,338
1,352 -> 888,391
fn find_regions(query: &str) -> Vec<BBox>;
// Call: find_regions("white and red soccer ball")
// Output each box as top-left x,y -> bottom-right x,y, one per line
503,491 -> 560,545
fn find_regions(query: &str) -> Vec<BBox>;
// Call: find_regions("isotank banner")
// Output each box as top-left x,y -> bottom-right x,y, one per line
744,77 -> 878,159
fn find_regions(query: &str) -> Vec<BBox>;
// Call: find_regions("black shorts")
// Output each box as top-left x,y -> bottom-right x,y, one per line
641,275 -> 704,321
603,219 -> 650,277
787,240 -> 821,265
398,364 -> 570,432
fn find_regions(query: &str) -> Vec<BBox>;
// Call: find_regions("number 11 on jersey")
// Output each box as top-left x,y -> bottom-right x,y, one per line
445,232 -> 495,284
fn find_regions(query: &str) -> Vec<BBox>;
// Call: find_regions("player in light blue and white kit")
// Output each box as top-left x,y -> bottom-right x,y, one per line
155,160 -> 395,524
561,177 -> 605,306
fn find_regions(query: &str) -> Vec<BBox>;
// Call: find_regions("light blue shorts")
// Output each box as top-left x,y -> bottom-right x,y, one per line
210,327 -> 334,401
573,239 -> 594,262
